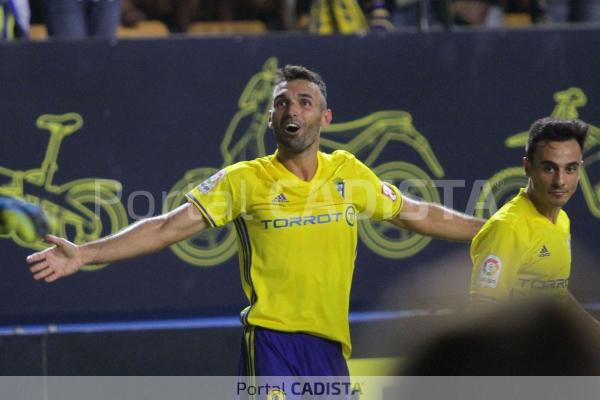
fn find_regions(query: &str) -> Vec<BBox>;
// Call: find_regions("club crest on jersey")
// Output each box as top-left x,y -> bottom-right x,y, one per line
198,169 -> 226,194
478,255 -> 502,288
381,182 -> 397,201
334,179 -> 345,198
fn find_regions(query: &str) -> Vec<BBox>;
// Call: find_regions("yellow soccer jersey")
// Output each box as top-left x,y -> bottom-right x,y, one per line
470,189 -> 571,305
186,149 -> 403,358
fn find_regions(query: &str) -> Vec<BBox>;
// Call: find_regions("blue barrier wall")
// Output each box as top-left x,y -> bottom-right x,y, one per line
1,29 -> 600,327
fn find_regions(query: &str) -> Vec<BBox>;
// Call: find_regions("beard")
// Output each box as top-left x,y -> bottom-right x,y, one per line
273,125 -> 320,154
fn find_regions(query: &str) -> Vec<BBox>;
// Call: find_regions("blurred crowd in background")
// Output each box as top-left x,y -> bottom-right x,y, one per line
1,0 -> 600,40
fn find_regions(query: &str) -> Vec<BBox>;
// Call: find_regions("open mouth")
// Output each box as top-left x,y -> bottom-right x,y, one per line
285,122 -> 301,134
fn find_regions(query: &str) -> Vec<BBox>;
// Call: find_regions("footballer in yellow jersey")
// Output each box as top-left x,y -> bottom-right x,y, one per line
471,189 -> 571,304
187,149 -> 402,359
27,64 -> 485,377
472,117 -> 592,312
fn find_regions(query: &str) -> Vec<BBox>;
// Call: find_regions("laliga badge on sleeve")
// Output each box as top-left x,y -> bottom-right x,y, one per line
478,255 -> 502,288
198,169 -> 227,194
381,182 -> 397,202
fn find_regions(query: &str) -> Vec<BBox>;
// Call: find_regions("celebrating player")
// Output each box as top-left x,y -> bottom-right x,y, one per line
27,65 -> 484,376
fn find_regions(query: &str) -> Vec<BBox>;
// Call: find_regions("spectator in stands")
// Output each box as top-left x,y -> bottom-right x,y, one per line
453,0 -> 504,27
198,0 -> 287,31
309,0 -> 369,34
364,0 -> 503,30
122,0 -> 287,33
546,0 -> 600,22
121,0 -> 198,33
0,0 -> 29,39
44,0 -> 122,39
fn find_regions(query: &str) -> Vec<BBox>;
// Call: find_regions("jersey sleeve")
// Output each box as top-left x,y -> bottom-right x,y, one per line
185,167 -> 242,228
348,156 -> 403,221
469,220 -> 524,305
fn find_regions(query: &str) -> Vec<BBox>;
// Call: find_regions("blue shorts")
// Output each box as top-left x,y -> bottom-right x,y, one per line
239,326 -> 349,377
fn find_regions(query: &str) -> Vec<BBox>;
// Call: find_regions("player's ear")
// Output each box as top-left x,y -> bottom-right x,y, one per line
321,109 -> 332,128
268,109 -> 273,129
523,157 -> 531,177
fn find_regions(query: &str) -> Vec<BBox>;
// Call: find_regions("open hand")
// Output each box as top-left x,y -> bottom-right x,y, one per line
26,235 -> 84,283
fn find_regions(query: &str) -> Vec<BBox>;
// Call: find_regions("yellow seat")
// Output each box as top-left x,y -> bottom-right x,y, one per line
503,13 -> 531,27
187,20 -> 267,36
28,24 -> 48,40
27,21 -> 169,40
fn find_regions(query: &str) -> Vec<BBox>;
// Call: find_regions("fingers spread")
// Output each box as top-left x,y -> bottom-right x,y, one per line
45,272 -> 61,283
33,266 -> 55,281
44,234 -> 63,246
26,251 -> 47,264
29,261 -> 49,273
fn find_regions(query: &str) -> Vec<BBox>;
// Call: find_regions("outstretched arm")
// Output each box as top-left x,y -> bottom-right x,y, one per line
26,203 -> 206,283
390,195 -> 485,242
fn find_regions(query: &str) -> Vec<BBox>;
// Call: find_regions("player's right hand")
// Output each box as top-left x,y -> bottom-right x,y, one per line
26,235 -> 84,283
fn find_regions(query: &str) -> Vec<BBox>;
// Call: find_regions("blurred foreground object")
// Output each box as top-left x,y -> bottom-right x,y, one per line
402,300 -> 600,375
0,0 -> 29,39
0,197 -> 49,243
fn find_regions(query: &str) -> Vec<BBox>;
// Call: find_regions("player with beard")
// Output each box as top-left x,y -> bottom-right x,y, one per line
27,65 -> 484,377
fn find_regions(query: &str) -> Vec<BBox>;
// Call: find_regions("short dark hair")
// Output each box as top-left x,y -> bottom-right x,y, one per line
274,65 -> 328,107
526,117 -> 588,161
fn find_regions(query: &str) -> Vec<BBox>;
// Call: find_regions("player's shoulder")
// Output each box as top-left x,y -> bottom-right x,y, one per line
471,216 -> 525,257
480,214 -> 520,236
213,160 -> 260,188
493,191 -> 534,222
226,155 -> 274,175
321,150 -> 377,180
227,154 -> 290,186
328,149 -> 357,161
321,150 -> 369,172
477,198 -> 530,242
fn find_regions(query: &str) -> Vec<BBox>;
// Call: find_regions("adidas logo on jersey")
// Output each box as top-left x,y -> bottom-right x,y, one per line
538,245 -> 550,257
272,193 -> 288,203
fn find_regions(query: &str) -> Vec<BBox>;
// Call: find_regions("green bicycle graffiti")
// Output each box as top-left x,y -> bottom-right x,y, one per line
475,87 -> 600,219
0,113 -> 128,270
163,57 -> 445,266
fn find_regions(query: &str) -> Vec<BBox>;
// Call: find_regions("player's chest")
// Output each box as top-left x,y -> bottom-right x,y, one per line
243,178 -> 358,229
245,178 -> 350,211
520,231 -> 571,279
